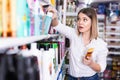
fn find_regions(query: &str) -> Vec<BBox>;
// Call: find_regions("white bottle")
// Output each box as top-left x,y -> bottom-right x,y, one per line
67,2 -> 72,12
72,2 -> 76,12
49,43 -> 56,79
42,44 -> 52,80
18,45 -> 30,57
39,43 -> 45,80
34,0 -> 41,36
6,46 -> 20,55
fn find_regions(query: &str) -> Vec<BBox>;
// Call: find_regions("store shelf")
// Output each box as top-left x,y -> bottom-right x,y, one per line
106,38 -> 120,41
54,49 -> 69,80
0,34 -> 58,49
97,14 -> 105,20
39,0 -> 50,6
63,12 -> 77,16
108,45 -> 120,48
106,32 -> 120,35
108,52 -> 120,55
106,26 -> 120,29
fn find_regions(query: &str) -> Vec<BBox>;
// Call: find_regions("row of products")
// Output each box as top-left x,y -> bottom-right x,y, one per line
0,0 -> 55,37
99,54 -> 120,80
105,25 -> 120,54
67,1 -> 76,12
0,40 -> 65,80
108,47 -> 120,52
97,15 -> 105,39
0,51 -> 40,80
66,16 -> 76,28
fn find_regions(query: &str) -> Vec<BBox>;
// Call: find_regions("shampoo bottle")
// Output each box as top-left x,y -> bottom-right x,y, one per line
42,44 -> 52,80
34,0 -> 40,36
43,12 -> 53,35
0,0 -> 2,36
16,0 -> 29,37
49,43 -> 56,79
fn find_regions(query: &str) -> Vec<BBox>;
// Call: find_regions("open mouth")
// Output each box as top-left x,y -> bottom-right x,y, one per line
78,26 -> 84,29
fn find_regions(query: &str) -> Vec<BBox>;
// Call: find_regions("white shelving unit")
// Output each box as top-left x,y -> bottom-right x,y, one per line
0,34 -> 58,49
106,25 -> 120,55
0,0 -> 66,80
65,12 -> 77,16
97,14 -> 106,40
0,34 -> 67,80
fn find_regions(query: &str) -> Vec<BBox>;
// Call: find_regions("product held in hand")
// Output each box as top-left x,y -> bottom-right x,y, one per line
85,48 -> 94,60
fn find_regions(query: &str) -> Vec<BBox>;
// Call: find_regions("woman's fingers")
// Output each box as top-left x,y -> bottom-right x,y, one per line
47,6 -> 58,19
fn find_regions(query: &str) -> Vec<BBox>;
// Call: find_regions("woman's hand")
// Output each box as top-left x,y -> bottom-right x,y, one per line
47,6 -> 59,27
83,56 -> 93,66
83,56 -> 101,72
47,6 -> 58,20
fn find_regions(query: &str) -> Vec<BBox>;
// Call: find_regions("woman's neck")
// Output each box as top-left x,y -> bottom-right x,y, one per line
81,32 -> 91,46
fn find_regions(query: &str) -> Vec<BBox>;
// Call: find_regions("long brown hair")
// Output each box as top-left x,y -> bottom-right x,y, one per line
77,7 -> 98,40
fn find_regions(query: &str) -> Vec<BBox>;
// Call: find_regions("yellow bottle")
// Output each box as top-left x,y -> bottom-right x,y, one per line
2,0 -> 16,37
0,0 -> 2,36
85,48 -> 94,60
50,0 -> 55,6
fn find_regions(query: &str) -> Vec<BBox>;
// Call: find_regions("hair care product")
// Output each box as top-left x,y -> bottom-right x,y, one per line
85,48 -> 94,60
43,12 -> 53,34
0,0 -> 2,36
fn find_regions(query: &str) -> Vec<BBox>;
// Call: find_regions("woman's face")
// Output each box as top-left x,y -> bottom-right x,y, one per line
77,12 -> 92,33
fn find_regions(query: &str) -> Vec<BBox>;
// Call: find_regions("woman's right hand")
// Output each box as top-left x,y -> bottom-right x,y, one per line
47,6 -> 58,20
47,6 -> 59,27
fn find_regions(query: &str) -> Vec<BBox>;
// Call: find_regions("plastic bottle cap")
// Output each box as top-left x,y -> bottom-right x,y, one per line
31,43 -> 37,49
47,12 -> 53,17
53,43 -> 58,48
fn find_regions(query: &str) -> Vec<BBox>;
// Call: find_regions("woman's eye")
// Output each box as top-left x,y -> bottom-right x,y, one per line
83,18 -> 87,22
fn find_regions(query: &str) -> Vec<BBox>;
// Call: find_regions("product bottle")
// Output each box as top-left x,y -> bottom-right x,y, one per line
85,48 -> 94,60
6,46 -> 20,80
0,54 -> 6,80
0,0 -> 2,36
17,54 -> 25,80
6,46 -> 19,55
42,44 -> 52,80
50,0 -> 55,6
16,0 -> 30,37
19,45 -> 30,57
34,0 -> 40,36
38,43 -> 45,80
24,56 -> 35,80
49,43 -> 56,79
53,43 -> 58,72
2,0 -> 10,37
29,42 -> 40,80
43,12 -> 53,35
11,0 -> 17,37
2,0 -> 17,37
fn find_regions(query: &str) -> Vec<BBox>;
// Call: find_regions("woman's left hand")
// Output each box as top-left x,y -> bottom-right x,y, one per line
82,56 -> 93,66
83,56 -> 101,72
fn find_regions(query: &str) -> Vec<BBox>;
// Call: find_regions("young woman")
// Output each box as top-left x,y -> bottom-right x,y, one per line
48,7 -> 108,80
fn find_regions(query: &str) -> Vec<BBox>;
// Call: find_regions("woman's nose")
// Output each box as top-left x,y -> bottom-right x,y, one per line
77,20 -> 83,24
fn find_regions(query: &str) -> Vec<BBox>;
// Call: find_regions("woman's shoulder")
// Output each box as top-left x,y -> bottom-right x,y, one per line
92,37 -> 108,48
92,37 -> 108,54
